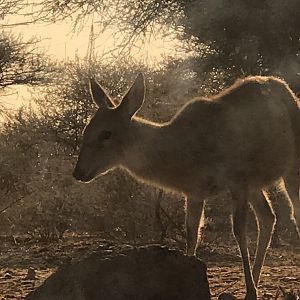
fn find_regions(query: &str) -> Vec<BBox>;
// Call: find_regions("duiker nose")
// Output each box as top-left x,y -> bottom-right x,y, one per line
73,165 -> 85,181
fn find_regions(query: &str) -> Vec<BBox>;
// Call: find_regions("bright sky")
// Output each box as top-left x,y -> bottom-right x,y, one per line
4,19 -> 115,60
1,5 -> 187,109
4,10 -> 181,63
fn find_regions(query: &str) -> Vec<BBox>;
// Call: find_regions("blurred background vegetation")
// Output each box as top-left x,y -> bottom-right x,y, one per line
0,0 -> 299,246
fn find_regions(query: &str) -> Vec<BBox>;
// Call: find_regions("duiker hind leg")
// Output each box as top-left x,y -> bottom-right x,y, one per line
230,185 -> 257,300
185,197 -> 205,256
250,191 -> 276,287
284,166 -> 300,238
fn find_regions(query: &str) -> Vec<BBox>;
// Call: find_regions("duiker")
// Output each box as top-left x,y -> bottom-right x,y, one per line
74,74 -> 300,300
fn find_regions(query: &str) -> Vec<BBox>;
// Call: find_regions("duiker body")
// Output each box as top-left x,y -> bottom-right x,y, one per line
73,74 -> 300,300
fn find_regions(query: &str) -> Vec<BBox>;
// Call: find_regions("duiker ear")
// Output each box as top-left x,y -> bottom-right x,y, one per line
119,73 -> 145,118
89,78 -> 116,108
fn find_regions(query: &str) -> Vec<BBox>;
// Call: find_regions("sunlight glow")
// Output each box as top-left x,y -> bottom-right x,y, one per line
2,8 -> 192,108
3,13 -> 185,64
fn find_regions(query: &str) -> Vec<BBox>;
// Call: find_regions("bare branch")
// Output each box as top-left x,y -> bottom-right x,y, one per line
0,0 -> 26,19
0,32 -> 54,90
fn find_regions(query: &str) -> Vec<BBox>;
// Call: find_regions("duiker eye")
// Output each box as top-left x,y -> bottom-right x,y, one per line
99,130 -> 112,141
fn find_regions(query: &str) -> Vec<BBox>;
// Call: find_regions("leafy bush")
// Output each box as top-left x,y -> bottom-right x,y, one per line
3,56 -> 294,247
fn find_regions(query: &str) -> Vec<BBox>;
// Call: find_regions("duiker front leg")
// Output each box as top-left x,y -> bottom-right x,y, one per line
250,191 -> 276,287
185,197 -> 205,256
230,186 -> 257,300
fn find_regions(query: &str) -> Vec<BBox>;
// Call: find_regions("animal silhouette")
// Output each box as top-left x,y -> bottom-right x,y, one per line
73,74 -> 300,300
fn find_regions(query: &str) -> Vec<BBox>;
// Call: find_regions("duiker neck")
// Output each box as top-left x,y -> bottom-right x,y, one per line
121,116 -> 168,180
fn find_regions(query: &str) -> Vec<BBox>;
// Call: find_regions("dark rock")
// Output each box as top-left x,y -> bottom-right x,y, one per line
4,272 -> 13,279
25,267 -> 36,280
25,245 -> 211,300
218,292 -> 238,300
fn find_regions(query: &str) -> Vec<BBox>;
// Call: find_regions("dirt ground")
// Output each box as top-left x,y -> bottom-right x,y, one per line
0,235 -> 299,300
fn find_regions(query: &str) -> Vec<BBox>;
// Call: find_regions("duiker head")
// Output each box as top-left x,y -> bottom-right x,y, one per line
73,73 -> 145,182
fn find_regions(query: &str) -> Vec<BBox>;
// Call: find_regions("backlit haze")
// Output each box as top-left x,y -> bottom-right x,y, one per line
2,11 -> 185,109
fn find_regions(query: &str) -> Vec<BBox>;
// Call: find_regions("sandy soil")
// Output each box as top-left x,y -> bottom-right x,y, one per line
0,235 -> 299,300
